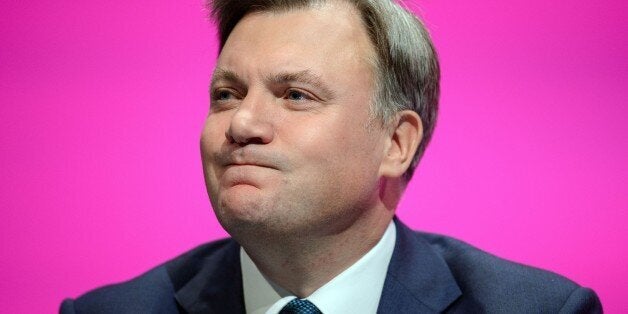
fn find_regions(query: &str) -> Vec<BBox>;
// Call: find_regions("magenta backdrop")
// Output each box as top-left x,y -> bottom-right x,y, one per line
1,0 -> 626,312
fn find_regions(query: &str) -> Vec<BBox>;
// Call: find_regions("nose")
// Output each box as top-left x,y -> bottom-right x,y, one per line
225,93 -> 274,145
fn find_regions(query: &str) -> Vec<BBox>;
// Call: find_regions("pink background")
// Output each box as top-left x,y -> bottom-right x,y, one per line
1,0 -> 626,312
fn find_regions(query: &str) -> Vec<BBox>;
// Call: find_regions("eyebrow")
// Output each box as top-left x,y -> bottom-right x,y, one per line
210,68 -> 246,92
265,70 -> 335,99
211,68 -> 335,99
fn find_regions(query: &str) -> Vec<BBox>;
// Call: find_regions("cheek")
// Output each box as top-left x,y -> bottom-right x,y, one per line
201,116 -> 228,153
286,115 -> 383,175
200,116 -> 230,184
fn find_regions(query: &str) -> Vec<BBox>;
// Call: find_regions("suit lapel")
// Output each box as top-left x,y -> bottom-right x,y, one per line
171,218 -> 461,313
378,218 -> 462,313
174,240 -> 245,314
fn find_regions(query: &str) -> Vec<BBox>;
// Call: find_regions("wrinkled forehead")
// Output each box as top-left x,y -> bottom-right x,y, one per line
216,0 -> 373,51
218,2 -> 376,70
221,4 -> 378,74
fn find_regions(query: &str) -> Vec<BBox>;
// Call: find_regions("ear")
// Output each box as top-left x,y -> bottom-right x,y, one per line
379,110 -> 423,178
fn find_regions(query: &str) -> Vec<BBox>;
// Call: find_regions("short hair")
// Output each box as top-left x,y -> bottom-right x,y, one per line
209,0 -> 439,181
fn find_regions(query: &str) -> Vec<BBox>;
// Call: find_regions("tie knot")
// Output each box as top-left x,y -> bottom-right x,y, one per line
279,298 -> 322,314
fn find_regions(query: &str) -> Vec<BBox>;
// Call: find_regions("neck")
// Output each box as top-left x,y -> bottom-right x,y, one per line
238,205 -> 394,298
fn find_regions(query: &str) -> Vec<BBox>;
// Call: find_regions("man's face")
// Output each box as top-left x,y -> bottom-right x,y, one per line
201,2 -> 389,237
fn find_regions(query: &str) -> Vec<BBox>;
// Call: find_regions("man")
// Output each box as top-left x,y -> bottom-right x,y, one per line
61,0 -> 602,313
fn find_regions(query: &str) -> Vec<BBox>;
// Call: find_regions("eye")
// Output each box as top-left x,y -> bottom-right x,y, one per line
210,88 -> 242,112
211,88 -> 243,103
287,90 -> 307,101
214,89 -> 235,101
288,90 -> 305,100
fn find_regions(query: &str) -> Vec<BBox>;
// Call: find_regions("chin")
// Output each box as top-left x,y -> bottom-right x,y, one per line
212,187 -> 276,228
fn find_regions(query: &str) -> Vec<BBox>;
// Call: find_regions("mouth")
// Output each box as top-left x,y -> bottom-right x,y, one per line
225,162 -> 278,170
214,147 -> 283,172
220,163 -> 278,189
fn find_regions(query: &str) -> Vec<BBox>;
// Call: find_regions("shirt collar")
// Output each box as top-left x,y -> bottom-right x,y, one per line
241,221 -> 397,314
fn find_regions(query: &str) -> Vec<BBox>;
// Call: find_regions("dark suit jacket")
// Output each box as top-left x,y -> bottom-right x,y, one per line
60,219 -> 602,313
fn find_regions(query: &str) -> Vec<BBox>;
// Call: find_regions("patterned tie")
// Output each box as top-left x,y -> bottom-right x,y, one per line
279,298 -> 322,314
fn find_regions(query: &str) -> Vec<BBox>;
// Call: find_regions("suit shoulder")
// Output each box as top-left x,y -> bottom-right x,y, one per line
416,232 -> 601,312
61,238 -> 237,314
165,237 -> 239,291
61,265 -> 177,314
418,231 -> 578,288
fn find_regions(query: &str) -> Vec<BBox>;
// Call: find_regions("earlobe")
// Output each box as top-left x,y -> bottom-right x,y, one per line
379,110 -> 423,178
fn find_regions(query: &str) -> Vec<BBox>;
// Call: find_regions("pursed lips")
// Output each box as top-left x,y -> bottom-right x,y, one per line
219,160 -> 280,188
216,149 -> 283,171
225,161 -> 277,170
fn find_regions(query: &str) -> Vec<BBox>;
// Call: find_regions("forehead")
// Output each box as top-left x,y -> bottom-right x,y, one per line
215,1 -> 376,78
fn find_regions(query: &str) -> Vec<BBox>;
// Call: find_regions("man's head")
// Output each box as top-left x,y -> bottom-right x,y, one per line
200,0 -> 438,239
210,0 -> 439,181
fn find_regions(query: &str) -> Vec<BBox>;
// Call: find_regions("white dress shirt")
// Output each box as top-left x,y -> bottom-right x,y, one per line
241,221 -> 396,314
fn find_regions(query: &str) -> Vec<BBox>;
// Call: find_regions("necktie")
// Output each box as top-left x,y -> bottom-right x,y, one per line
279,298 -> 322,314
